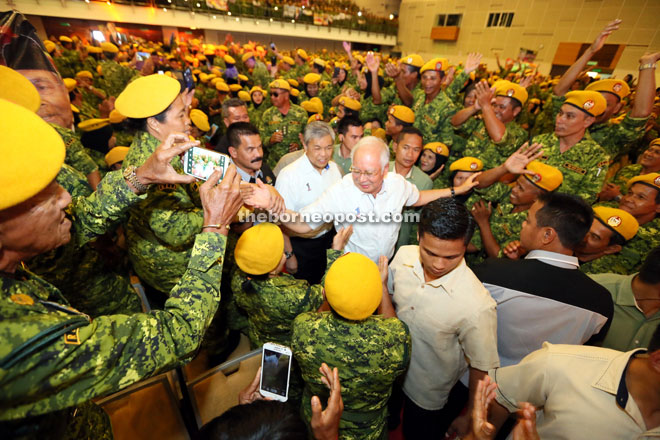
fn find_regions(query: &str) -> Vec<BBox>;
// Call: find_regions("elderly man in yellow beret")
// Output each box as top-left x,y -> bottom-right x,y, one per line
97,40 -> 140,99
551,19 -> 659,159
0,97 -> 244,439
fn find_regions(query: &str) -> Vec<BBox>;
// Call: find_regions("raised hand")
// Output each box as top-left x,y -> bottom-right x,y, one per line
135,133 -> 198,187
590,19 -> 622,54
503,142 -> 544,175
332,226 -> 354,251
465,52 -> 483,74
311,363 -> 343,440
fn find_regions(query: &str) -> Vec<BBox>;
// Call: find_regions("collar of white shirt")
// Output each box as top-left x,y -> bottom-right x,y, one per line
524,249 -> 579,270
405,255 -> 468,296
389,162 -> 413,179
301,153 -> 330,175
236,165 -> 263,182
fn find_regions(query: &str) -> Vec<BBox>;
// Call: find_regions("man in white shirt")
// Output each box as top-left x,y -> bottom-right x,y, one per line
274,136 -> 479,262
275,121 -> 343,283
387,198 -> 499,439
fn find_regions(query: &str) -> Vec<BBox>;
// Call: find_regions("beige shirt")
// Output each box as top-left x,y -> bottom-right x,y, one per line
491,343 -> 660,439
389,245 -> 499,410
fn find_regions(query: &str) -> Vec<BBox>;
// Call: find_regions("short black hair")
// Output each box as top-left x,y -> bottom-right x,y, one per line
418,198 -> 475,245
535,192 -> 593,250
639,246 -> 660,285
402,64 -> 420,76
648,323 -> 660,352
631,182 -> 660,205
398,126 -> 423,143
199,400 -> 307,440
338,116 -> 362,136
221,98 -> 248,119
227,122 -> 260,150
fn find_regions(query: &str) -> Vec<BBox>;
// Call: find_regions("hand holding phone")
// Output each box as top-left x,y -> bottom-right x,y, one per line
183,146 -> 231,181
260,343 -> 292,402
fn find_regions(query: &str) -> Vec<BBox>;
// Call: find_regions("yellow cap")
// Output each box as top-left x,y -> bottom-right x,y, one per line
75,70 -> 94,80
63,78 -> 77,92
296,48 -> 309,60
401,54 -> 424,68
388,105 -> 415,124
282,56 -> 295,66
564,90 -> 607,117
59,35 -> 72,43
216,81 -> 230,92
187,109 -> 208,132
420,57 -> 449,74
423,142 -> 449,157
313,58 -> 326,68
238,90 -> 251,102
593,206 -> 639,242
204,48 -> 216,56
529,98 -> 541,105
269,79 -> 291,91
78,118 -> 110,132
223,55 -> 235,64
115,74 -> 181,118
250,86 -> 266,95
234,223 -> 284,275
109,109 -> 126,124
339,96 -> 361,111
493,80 -> 528,106
307,113 -> 323,124
286,78 -> 299,88
100,42 -> 118,53
105,146 -> 130,167
586,79 -> 631,100
0,66 -> 41,113
218,45 -> 228,52
301,98 -> 323,114
70,103 -> 79,113
241,52 -> 254,62
238,74 -> 248,82
0,99 -> 65,210
44,40 -> 56,53
290,88 -> 300,97
373,127 -> 387,141
324,253 -> 382,321
450,157 -> 483,172
627,173 -> 660,192
229,84 -> 242,92
523,161 -> 563,192
321,80 -> 330,88
650,138 -> 660,148
303,73 -> 321,84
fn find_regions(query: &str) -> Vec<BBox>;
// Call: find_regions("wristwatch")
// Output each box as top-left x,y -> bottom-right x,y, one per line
123,165 -> 150,194
284,251 -> 294,259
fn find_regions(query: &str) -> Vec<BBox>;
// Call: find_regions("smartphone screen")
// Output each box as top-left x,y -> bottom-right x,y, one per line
183,147 -> 229,181
333,67 -> 340,78
137,51 -> 150,61
183,67 -> 195,91
260,345 -> 292,401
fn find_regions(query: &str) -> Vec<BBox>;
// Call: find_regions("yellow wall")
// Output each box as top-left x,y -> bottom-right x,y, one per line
396,0 -> 659,79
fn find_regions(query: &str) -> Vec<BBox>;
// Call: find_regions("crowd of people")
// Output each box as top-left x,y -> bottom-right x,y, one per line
1,8 -> 660,439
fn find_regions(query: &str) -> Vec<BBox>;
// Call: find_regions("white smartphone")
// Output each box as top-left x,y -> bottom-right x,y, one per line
182,146 -> 231,181
259,343 -> 292,402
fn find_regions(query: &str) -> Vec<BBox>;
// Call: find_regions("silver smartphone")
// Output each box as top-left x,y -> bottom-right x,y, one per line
259,342 -> 292,402
182,146 -> 230,181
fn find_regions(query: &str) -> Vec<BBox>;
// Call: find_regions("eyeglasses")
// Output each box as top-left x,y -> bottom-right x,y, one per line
271,92 -> 281,97
350,167 -> 379,178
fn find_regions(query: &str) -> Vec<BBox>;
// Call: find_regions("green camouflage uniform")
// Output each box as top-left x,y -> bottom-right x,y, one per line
389,163 -> 433,250
26,164 -> 141,317
84,148 -> 111,178
532,132 -> 608,204
259,103 -> 308,169
78,86 -> 106,121
463,120 -> 529,170
380,83 -> 423,108
360,95 -> 387,125
0,168 -> 227,439
292,312 -> 411,440
247,102 -> 268,127
623,218 -> 660,272
249,61 -> 271,88
412,91 -> 458,147
451,116 -> 482,160
584,114 -> 648,161
50,123 -> 99,177
608,164 -> 642,193
445,70 -> 470,106
123,131 -> 204,294
81,56 -> 98,77
53,52 -> 78,79
97,60 -> 140,98
579,247 -> 641,275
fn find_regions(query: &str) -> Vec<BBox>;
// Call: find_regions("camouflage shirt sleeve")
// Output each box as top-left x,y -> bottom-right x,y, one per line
446,70 -> 469,105
145,184 -> 204,248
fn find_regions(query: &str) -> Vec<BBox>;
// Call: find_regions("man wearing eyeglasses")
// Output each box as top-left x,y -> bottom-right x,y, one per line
264,136 -> 479,262
258,79 -> 308,169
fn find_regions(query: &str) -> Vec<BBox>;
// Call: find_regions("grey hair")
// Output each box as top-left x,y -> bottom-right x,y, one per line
303,121 -> 336,145
221,98 -> 247,119
351,136 -> 389,170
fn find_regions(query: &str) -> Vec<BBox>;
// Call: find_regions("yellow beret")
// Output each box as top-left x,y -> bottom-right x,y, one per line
238,90 -> 251,102
324,253 -> 382,321
290,88 -> 300,97
0,99 -> 65,210
0,66 -> 41,113
216,81 -> 230,92
269,79 -> 291,91
75,70 -> 94,80
420,57 -> 449,74
307,113 -> 323,124
321,80 -> 330,88
286,78 -> 299,88
234,223 -> 284,275
70,104 -> 79,113
450,157 -> 483,172
236,74 -> 247,83
388,105 -> 415,124
241,52 -> 254,62
282,56 -> 295,66
650,138 -> 660,148
493,80 -> 528,106
564,90 -> 608,117
529,98 -> 541,105
105,146 -> 130,167
313,57 -> 326,68
115,74 -> 181,118
63,78 -> 77,92
339,96 -> 361,111
59,35 -> 72,43
301,98 -> 323,114
627,172 -> 660,192
100,42 -> 118,53
303,73 -> 321,84
223,55 -> 235,64
204,48 -> 216,56
184,55 -> 195,64
296,48 -> 309,60
593,206 -> 639,242
109,109 -> 126,124
423,142 -> 449,157
199,73 -> 209,83
401,54 -> 424,68
228,84 -> 242,92
250,86 -> 266,95
586,79 -> 631,100
373,127 -> 387,142
218,45 -> 228,52
523,161 -> 563,192
78,118 -> 110,132
189,109 -> 210,132
44,40 -> 56,53
192,69 -> 202,75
